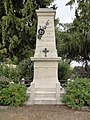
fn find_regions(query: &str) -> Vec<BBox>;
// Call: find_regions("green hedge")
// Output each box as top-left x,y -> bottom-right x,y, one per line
0,59 -> 33,84
62,78 -> 90,109
18,59 -> 33,82
0,84 -> 28,106
0,64 -> 20,83
0,76 -> 10,89
58,60 -> 72,83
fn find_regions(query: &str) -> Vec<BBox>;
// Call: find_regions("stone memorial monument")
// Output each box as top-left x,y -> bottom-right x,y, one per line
26,8 -> 62,104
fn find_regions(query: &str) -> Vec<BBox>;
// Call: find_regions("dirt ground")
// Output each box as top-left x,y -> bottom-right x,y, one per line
0,105 -> 90,120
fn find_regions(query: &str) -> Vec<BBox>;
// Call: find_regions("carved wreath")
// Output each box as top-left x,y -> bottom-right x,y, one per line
37,19 -> 49,39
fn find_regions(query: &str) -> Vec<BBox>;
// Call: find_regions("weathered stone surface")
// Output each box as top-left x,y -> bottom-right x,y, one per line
25,8 -> 64,105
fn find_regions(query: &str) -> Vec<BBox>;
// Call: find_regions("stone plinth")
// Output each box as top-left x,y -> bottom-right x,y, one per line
25,8 -> 63,105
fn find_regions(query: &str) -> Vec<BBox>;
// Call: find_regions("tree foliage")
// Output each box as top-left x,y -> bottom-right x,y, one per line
0,0 -> 54,62
58,59 -> 72,82
57,0 -> 90,71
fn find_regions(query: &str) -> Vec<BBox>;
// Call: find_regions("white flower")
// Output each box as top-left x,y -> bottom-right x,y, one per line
9,81 -> 14,84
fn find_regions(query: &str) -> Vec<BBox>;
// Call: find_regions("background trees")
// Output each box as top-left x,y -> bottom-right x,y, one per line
0,0 -> 90,73
0,0 -> 54,63
56,0 -> 90,72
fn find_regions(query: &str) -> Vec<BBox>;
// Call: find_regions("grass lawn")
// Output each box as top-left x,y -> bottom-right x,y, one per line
0,105 -> 90,120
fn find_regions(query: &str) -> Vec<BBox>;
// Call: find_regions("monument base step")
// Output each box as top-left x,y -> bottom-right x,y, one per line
35,91 -> 56,98
25,98 -> 62,105
35,88 -> 56,92
34,98 -> 57,104
25,86 -> 65,105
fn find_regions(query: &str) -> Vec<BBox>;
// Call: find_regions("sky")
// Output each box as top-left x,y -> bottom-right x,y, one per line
53,0 -> 75,23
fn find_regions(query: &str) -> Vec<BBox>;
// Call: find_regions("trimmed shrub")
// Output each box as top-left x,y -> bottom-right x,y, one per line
0,64 -> 20,83
18,59 -> 33,83
0,84 -> 28,106
62,78 -> 90,109
0,76 -> 10,89
58,60 -> 72,84
0,59 -> 33,85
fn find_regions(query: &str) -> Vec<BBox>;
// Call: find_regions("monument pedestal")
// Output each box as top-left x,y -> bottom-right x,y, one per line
26,58 -> 63,105
31,57 -> 61,104
25,8 -> 64,105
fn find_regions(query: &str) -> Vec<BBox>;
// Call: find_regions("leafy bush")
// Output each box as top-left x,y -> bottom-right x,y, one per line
0,76 -> 10,89
62,78 -> 90,109
18,59 -> 33,82
0,84 -> 28,106
0,64 -> 20,83
58,60 -> 72,84
5,56 -> 19,65
0,59 -> 33,85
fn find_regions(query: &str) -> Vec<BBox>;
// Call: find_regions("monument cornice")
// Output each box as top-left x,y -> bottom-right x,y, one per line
36,8 -> 56,16
31,57 -> 61,62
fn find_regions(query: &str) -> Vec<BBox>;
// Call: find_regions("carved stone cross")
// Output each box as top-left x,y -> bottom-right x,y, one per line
43,48 -> 49,57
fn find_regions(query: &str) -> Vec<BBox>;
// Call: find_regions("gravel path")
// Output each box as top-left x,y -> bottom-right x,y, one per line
0,105 -> 90,120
